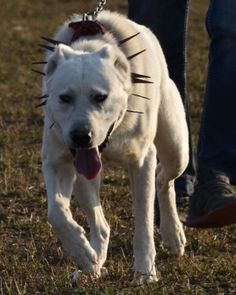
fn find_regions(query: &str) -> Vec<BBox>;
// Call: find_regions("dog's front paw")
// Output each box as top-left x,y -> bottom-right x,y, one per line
71,270 -> 100,282
132,271 -> 159,286
160,221 -> 186,256
71,267 -> 108,285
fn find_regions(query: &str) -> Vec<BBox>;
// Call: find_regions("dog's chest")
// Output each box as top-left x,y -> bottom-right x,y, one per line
102,134 -> 150,167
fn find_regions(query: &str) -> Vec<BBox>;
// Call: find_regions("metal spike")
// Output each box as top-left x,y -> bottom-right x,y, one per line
131,73 -> 153,84
40,36 -> 67,45
132,77 -> 153,84
127,110 -> 144,114
39,44 -> 55,52
132,93 -> 151,100
32,61 -> 47,65
127,49 -> 146,60
35,94 -> 49,100
131,72 -> 151,79
37,100 -> 47,107
118,32 -> 140,46
32,69 -> 46,76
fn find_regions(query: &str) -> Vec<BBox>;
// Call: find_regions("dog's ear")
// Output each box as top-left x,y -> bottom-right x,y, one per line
98,45 -> 131,85
46,44 -> 75,76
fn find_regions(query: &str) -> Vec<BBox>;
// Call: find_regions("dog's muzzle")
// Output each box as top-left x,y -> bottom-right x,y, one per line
70,121 -> 116,180
70,128 -> 93,149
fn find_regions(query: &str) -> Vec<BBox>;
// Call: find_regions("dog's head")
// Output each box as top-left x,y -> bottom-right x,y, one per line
45,43 -> 131,179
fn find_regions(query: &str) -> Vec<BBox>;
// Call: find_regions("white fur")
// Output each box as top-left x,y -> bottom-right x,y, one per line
41,11 -> 189,284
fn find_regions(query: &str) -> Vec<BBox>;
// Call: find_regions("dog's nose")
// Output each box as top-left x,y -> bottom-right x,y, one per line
70,128 -> 93,148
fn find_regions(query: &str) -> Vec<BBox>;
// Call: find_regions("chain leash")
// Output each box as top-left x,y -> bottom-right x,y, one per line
93,0 -> 107,18
83,0 -> 107,21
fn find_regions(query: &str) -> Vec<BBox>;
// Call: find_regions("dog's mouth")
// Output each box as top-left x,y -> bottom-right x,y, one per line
71,122 -> 115,180
74,147 -> 101,180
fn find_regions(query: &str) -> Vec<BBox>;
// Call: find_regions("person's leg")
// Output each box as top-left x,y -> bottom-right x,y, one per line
186,0 -> 236,228
128,0 -> 195,206
198,0 -> 236,180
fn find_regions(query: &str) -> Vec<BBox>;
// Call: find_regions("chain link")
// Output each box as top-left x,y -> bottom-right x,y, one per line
84,0 -> 107,20
93,0 -> 107,18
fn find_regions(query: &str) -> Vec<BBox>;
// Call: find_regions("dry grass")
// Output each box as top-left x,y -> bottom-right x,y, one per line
0,0 -> 236,294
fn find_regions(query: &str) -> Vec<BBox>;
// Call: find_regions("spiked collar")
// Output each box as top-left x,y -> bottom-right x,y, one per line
68,20 -> 107,42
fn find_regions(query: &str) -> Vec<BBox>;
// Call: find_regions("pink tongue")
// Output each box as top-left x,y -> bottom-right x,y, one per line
74,147 -> 102,180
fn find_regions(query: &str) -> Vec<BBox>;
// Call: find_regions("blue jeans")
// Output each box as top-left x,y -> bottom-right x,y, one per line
198,0 -> 236,184
128,0 -> 236,190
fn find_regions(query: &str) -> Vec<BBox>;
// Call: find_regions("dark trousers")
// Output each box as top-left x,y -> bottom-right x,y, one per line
128,0 -> 236,188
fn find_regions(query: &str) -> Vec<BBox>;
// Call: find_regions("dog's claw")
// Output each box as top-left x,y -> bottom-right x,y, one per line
71,270 -> 82,282
132,272 -> 159,286
100,267 -> 108,276
71,266 -> 108,285
71,270 -> 100,286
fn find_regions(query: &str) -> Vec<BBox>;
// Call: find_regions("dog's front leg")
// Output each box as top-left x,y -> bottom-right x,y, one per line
73,174 -> 110,271
128,143 -> 158,285
43,160 -> 99,273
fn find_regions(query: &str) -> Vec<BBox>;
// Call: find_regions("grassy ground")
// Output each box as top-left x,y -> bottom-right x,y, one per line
0,0 -> 236,294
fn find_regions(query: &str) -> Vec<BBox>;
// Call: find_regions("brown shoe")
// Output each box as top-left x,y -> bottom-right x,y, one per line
184,168 -> 236,228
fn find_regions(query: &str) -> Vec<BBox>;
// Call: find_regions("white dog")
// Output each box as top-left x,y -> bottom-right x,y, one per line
39,10 -> 189,284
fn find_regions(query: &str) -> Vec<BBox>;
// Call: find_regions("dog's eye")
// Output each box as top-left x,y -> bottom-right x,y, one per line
59,94 -> 72,103
94,93 -> 108,103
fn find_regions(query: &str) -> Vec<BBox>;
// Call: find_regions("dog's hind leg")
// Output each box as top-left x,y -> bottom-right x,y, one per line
128,143 -> 158,285
73,174 -> 110,272
43,159 -> 100,274
155,79 -> 189,256
156,163 -> 186,256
